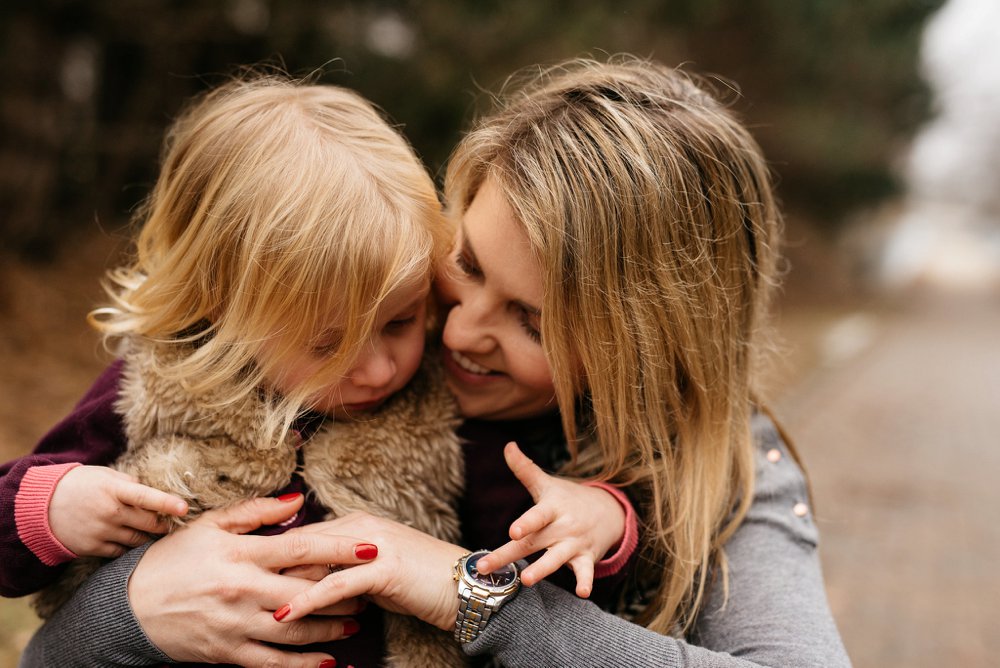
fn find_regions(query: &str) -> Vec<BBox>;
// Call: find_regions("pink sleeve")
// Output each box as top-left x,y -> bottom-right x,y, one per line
583,481 -> 639,578
14,463 -> 81,565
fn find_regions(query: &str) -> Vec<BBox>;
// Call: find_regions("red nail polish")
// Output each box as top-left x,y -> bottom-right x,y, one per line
277,493 -> 301,502
354,543 -> 378,559
273,604 -> 291,621
342,620 -> 361,636
318,660 -> 337,668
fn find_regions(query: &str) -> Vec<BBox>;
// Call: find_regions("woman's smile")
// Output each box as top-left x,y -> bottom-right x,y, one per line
449,349 -> 494,376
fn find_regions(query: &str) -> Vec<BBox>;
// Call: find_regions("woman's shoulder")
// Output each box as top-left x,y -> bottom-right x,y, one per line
746,411 -> 818,547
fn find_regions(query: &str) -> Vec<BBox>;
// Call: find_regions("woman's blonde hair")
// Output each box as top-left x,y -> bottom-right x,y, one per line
92,73 -> 448,441
445,55 -> 782,633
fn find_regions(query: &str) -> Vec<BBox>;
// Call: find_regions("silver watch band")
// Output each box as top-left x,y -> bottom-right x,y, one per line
454,585 -> 494,643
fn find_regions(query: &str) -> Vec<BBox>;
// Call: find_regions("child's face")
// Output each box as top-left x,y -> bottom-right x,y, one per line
266,276 -> 430,419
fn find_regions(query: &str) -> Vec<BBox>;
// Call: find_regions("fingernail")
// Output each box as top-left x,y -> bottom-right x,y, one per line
354,543 -> 378,559
342,619 -> 361,636
273,603 -> 291,621
318,660 -> 337,668
277,493 -> 301,502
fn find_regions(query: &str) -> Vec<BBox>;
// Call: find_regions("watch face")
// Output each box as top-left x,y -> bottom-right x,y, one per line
466,551 -> 518,588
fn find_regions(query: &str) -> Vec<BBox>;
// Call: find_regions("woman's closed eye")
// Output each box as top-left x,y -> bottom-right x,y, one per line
454,251 -> 481,278
518,306 -> 541,342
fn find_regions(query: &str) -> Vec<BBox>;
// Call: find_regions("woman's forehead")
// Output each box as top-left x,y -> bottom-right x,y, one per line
461,177 -> 544,310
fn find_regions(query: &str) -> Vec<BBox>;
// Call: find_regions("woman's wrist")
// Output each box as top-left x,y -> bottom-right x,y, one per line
429,543 -> 469,632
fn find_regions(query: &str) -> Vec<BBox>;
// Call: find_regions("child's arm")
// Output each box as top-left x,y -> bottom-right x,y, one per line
46,465 -> 188,558
474,442 -> 638,598
0,360 -> 183,598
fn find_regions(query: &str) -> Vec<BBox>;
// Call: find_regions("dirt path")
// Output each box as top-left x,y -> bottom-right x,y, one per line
774,290 -> 1000,667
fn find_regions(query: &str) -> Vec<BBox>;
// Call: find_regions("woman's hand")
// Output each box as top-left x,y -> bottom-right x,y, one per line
275,512 -> 468,631
127,494 -> 374,667
475,442 -> 627,597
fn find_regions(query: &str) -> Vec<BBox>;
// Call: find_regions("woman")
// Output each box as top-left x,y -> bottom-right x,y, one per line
20,56 -> 850,667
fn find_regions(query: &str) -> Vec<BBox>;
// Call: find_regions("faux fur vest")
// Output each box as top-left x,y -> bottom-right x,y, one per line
34,336 -> 467,667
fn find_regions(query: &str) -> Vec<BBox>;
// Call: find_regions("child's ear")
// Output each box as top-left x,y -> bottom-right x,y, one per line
424,291 -> 444,336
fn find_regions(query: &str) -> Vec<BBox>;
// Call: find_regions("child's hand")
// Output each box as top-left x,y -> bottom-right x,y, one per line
48,465 -> 188,558
474,442 -> 626,598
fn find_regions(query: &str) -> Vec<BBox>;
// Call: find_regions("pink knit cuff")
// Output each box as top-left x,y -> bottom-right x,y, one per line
583,481 -> 639,579
15,463 -> 82,566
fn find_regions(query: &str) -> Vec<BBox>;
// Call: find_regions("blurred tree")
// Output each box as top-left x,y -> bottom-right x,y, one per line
0,0 -> 942,260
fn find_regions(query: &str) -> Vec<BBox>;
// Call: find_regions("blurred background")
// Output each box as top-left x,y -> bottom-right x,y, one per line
1,1 -> 998,666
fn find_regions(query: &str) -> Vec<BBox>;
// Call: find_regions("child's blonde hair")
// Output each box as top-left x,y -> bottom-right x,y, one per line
92,73 -> 448,441
445,56 -> 782,633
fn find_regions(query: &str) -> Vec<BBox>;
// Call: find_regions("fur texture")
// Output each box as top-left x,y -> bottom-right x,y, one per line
32,337 -> 466,667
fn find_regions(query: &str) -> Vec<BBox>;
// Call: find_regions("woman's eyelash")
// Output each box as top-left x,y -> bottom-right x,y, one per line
454,249 -> 539,342
519,310 -> 541,343
454,252 -> 480,276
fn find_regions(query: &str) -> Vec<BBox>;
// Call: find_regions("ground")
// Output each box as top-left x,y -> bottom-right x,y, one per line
0,229 -> 997,667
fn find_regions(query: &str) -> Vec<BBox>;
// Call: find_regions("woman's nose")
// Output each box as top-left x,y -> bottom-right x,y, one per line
442,297 -> 495,355
349,340 -> 396,389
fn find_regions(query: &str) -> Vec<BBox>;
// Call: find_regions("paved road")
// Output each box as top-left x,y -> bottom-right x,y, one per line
774,290 -> 1000,668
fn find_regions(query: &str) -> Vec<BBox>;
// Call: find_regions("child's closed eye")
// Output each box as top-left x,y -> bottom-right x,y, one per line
385,315 -> 417,333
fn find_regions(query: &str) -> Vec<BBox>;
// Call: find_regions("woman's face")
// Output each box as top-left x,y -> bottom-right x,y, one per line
436,176 -> 558,420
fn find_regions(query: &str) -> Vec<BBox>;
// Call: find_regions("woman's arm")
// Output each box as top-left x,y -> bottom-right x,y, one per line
466,580 -> 764,667
466,416 -> 851,667
686,415 -> 851,666
19,496 -> 370,668
279,418 -> 851,668
18,542 -> 169,667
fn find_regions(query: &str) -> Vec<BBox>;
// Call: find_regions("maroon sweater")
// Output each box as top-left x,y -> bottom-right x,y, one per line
1,363 -> 629,667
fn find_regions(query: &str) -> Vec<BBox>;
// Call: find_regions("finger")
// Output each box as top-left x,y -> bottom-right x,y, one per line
249,531 -> 379,572
503,441 -> 549,499
228,641 -> 336,668
569,556 -> 595,598
519,545 -> 576,587
281,564 -> 332,581
200,495 -> 304,534
477,538 -> 539,575
116,481 -> 188,517
258,612 -> 361,645
276,566 -> 379,623
119,507 -> 175,535
89,542 -> 129,559
108,525 -> 155,548
508,504 -> 555,541
313,597 -> 367,617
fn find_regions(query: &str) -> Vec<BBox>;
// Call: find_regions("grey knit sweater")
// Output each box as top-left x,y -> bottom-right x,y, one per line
19,414 -> 851,667
463,413 -> 851,667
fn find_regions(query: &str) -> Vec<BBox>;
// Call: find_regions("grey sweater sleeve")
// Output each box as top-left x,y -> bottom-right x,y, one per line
18,543 -> 170,667
465,414 -> 852,667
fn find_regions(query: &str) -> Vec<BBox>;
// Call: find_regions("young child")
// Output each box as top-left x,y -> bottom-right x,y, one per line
2,73 -> 465,666
1,73 -> 633,667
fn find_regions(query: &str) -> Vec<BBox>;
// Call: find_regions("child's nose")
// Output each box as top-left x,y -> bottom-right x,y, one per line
350,340 -> 396,389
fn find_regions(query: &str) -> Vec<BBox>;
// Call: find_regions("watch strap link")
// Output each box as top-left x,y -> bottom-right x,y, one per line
454,585 -> 494,643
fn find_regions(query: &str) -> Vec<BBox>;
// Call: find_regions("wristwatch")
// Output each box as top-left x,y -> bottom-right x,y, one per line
453,549 -> 521,643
